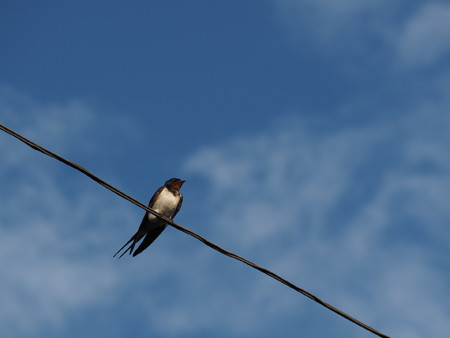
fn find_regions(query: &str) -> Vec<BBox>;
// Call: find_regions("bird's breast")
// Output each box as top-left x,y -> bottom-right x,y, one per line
148,188 -> 180,220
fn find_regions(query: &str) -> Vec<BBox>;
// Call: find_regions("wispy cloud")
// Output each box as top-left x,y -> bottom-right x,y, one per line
2,84 -> 449,337
185,106 -> 450,336
271,0 -> 392,56
0,87 -> 137,336
396,3 -> 450,68
271,0 -> 450,69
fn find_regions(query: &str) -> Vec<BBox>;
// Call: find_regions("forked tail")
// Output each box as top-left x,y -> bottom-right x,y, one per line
113,234 -> 136,258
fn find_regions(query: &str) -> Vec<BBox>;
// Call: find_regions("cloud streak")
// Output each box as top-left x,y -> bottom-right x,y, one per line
185,106 -> 450,337
271,0 -> 450,69
2,80 -> 449,337
0,87 -> 137,336
396,3 -> 450,68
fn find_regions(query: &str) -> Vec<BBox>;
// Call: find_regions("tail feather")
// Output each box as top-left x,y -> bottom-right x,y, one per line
114,226 -> 164,258
127,238 -> 140,257
113,234 -> 136,258
119,243 -> 133,258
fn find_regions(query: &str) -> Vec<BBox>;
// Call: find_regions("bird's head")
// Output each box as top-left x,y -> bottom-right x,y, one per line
165,178 -> 185,191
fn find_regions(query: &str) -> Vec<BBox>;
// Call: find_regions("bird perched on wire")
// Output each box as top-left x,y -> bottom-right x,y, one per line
114,178 -> 185,258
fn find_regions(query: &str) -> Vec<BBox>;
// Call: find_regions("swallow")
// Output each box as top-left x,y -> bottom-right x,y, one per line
113,178 -> 185,258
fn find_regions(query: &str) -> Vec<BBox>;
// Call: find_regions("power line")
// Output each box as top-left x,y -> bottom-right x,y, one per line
0,123 -> 390,338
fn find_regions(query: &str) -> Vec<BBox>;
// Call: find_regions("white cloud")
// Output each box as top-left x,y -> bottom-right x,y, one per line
186,120 -> 386,248
185,107 -> 450,337
1,86 -> 260,338
3,85 -> 449,337
271,0 -> 450,69
0,85 -> 94,154
0,224 -> 118,335
272,0 -> 391,52
396,3 -> 450,68
0,87 -> 138,336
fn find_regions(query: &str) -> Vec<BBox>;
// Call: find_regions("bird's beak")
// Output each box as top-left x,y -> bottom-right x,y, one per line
172,180 -> 185,190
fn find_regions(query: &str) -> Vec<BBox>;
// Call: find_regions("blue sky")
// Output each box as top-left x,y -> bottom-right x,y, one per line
1,1 -> 449,337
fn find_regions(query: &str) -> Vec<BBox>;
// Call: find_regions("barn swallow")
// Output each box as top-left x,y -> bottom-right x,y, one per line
113,178 -> 185,258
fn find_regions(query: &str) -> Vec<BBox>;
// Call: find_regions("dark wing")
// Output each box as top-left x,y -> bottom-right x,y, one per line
137,186 -> 164,232
132,226 -> 166,257
148,186 -> 164,208
114,186 -> 165,258
171,194 -> 183,219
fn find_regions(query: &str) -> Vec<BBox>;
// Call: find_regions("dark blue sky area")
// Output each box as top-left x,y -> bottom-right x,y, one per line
2,2 -> 361,131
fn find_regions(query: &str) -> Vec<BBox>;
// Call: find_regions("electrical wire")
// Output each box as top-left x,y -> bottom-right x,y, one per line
0,123 -> 390,338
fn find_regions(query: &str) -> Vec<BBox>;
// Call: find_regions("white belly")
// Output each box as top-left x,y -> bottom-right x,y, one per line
148,187 -> 180,221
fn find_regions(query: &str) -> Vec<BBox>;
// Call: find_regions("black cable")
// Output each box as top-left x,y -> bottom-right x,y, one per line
0,123 -> 390,338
